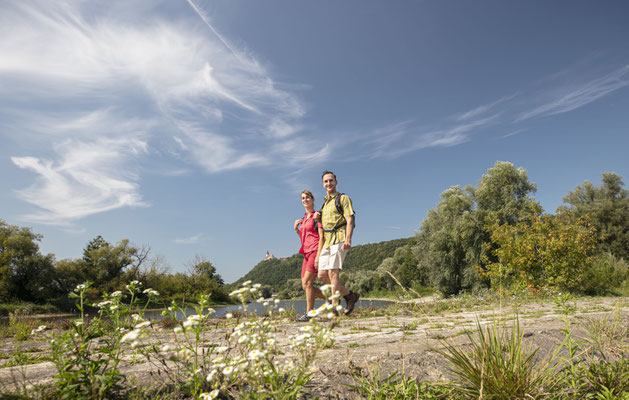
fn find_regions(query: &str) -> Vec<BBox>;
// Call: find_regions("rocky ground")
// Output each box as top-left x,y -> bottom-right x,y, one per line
1,296 -> 627,399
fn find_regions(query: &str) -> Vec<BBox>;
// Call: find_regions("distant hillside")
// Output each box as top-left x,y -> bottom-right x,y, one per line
231,237 -> 410,292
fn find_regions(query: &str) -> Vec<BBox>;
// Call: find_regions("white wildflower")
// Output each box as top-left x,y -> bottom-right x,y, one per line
248,349 -> 265,360
329,292 -> 342,300
225,313 -> 233,319
183,319 -> 199,327
216,346 -> 228,354
206,369 -> 218,382
121,330 -> 140,343
134,321 -> 151,329
174,327 -> 183,334
223,366 -> 234,375
111,291 -> 122,297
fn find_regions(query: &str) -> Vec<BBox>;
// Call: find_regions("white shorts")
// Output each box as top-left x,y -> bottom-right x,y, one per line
318,243 -> 347,271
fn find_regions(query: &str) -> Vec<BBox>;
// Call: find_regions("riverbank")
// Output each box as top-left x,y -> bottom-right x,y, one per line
1,295 -> 627,398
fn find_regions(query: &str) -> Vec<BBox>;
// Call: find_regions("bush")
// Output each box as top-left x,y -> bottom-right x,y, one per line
582,252 -> 629,295
482,213 -> 597,293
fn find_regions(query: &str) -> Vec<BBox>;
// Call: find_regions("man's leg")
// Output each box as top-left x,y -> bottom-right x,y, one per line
326,243 -> 360,316
327,268 -> 349,300
302,271 -> 325,312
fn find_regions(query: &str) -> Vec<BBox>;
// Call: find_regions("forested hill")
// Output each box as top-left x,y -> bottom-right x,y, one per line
230,238 -> 410,292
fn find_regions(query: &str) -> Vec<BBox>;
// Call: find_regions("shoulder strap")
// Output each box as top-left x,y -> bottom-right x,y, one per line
335,193 -> 345,215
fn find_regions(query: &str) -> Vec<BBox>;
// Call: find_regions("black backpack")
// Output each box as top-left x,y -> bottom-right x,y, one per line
318,193 -> 355,233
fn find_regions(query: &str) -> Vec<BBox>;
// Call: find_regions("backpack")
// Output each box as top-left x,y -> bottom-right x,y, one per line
319,193 -> 355,233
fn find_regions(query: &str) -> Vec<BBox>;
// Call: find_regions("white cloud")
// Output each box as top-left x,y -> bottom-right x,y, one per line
362,114 -> 500,160
12,135 -> 149,226
517,65 -> 629,121
174,234 -> 206,244
0,0 -> 321,225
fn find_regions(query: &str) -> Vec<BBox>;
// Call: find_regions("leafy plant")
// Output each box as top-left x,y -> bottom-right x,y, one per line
348,367 -> 450,400
434,317 -> 558,399
482,212 -> 597,293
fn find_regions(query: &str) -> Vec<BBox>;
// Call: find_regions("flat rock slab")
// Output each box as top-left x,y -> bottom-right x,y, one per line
1,297 -> 627,399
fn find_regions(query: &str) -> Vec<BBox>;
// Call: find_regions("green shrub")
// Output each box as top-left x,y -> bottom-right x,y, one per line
583,252 -> 629,295
435,317 -> 558,399
348,368 -> 451,399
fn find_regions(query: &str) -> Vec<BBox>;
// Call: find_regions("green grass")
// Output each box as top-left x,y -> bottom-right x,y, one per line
433,317 -> 558,399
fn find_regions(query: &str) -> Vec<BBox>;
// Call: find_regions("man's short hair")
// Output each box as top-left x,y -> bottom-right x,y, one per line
321,170 -> 337,180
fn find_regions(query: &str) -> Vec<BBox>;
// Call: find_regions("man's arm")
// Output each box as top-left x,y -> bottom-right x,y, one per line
342,214 -> 354,250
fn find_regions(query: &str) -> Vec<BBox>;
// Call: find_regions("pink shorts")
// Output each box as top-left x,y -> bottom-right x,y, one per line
301,251 -> 318,278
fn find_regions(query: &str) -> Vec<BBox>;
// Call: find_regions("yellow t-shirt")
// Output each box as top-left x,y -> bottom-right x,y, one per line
321,192 -> 354,249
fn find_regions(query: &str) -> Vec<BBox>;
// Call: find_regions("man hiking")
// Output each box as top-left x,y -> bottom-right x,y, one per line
316,170 -> 359,316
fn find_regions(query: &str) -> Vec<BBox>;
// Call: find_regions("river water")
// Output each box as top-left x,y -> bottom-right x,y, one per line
143,299 -> 394,320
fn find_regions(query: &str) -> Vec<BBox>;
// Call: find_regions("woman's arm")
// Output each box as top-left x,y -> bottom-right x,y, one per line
315,225 -> 324,267
294,219 -> 302,236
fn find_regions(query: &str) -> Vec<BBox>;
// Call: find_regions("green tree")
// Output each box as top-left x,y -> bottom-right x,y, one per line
0,220 -> 56,303
559,172 -> 629,260
187,256 -> 228,302
413,162 -> 540,296
482,212 -> 597,293
413,185 -> 479,296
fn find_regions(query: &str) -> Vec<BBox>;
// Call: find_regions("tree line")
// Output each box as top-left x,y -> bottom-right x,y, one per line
233,162 -> 629,299
352,162 -> 629,297
2,161 -> 628,311
0,229 -> 229,311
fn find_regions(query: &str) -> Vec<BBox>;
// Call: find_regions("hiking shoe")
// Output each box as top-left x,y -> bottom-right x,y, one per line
295,313 -> 311,322
343,291 -> 360,316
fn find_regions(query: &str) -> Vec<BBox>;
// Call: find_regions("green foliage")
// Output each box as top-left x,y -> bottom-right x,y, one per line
413,185 -> 480,296
482,212 -> 598,293
232,239 -> 409,297
348,368 -> 450,399
50,280 -> 157,399
0,220 -> 56,303
435,317 -> 558,399
413,162 -> 541,296
560,172 -> 629,260
583,252 -> 629,295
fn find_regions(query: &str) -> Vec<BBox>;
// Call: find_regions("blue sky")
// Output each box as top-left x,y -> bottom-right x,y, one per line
1,1 -> 628,283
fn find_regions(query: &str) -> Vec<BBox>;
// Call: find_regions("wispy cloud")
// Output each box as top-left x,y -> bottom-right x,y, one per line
12,135 -> 149,226
0,0 -> 321,225
454,94 -> 516,121
517,65 -> 629,121
360,113 -> 501,160
500,129 -> 527,139
174,234 -> 207,244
